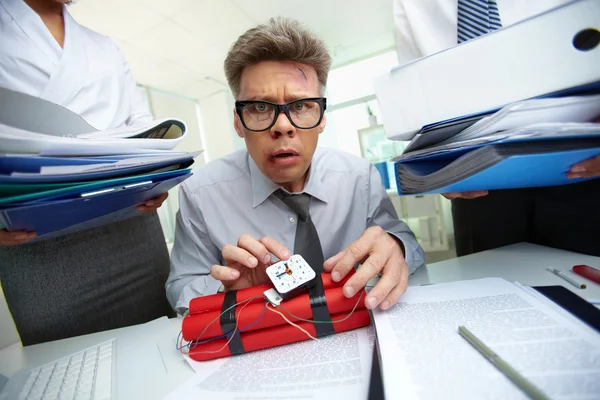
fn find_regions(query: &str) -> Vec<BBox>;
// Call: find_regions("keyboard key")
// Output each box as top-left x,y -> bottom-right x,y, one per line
17,339 -> 115,400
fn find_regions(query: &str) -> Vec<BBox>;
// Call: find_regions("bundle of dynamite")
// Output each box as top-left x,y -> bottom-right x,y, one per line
180,271 -> 371,361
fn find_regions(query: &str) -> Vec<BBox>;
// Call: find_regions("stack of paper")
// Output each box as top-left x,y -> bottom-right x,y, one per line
373,278 -> 600,400
164,278 -> 600,400
392,93 -> 600,195
0,88 -> 199,240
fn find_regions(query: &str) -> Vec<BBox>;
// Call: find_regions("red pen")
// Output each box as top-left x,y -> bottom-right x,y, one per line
572,265 -> 600,286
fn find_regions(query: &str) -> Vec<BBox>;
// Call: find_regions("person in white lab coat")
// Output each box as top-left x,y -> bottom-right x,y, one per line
392,0 -> 600,256
0,0 -> 175,345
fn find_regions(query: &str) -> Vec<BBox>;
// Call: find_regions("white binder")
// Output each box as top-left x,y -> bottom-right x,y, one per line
374,0 -> 600,141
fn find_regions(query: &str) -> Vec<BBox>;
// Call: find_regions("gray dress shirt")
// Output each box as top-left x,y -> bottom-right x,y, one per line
166,147 -> 425,313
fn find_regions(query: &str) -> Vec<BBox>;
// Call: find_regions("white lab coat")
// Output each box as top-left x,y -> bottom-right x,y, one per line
0,0 -> 151,129
0,0 -> 173,345
393,0 -> 573,64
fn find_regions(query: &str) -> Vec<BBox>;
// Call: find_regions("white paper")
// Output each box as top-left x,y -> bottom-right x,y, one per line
0,122 -> 186,155
373,278 -> 600,400
451,94 -> 600,143
166,327 -> 375,400
31,151 -> 202,175
397,122 -> 600,161
75,118 -> 186,140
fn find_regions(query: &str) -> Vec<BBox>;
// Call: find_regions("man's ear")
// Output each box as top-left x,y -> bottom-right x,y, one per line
318,113 -> 326,134
233,109 -> 244,138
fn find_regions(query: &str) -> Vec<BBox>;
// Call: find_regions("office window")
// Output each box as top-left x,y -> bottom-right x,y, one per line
326,51 -> 397,107
140,86 -> 205,243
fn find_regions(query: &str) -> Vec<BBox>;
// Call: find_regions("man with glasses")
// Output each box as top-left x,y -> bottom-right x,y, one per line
166,17 -> 425,315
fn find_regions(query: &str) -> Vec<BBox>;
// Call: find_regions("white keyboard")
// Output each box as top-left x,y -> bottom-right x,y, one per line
17,339 -> 115,400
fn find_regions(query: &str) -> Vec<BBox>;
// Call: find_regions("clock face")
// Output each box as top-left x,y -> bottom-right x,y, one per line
266,255 -> 316,294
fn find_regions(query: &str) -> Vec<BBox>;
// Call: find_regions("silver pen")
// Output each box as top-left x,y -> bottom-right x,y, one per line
546,268 -> 586,289
459,326 -> 551,400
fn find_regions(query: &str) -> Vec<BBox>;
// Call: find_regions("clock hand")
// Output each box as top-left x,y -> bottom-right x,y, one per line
276,267 -> 293,278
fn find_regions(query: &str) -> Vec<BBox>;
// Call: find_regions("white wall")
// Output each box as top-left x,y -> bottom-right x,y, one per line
197,90 -> 241,162
145,88 -> 206,242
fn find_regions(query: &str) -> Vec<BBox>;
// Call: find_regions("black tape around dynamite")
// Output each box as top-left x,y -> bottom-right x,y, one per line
219,290 -> 245,355
307,276 -> 335,337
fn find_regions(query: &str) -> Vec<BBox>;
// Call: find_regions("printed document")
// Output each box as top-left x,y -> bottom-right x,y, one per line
166,327 -> 375,400
373,278 -> 600,400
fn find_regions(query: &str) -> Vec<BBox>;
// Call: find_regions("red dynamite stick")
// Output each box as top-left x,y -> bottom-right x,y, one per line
573,265 -> 600,285
187,271 -> 355,315
188,308 -> 371,362
182,286 -> 366,342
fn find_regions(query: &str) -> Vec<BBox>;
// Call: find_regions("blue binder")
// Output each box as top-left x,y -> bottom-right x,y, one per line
0,169 -> 191,237
0,152 -> 195,183
401,149 -> 600,195
0,169 -> 190,206
394,135 -> 600,195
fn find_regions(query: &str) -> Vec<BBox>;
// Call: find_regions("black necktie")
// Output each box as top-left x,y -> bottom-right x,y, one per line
275,190 -> 334,337
275,192 -> 324,273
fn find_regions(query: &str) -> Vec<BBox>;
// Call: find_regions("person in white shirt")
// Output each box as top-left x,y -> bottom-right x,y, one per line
0,0 -> 174,345
167,17 -> 425,315
392,0 -> 600,256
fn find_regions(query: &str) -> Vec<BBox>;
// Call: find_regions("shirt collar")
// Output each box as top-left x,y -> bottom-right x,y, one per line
248,150 -> 329,208
1,0 -> 66,61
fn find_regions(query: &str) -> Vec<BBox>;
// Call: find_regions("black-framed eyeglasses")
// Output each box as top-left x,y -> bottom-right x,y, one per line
235,98 -> 327,132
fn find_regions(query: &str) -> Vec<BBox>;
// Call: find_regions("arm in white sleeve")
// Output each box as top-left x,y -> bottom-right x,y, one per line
366,164 -> 425,273
113,44 -> 153,126
165,183 -> 222,314
393,0 -> 424,64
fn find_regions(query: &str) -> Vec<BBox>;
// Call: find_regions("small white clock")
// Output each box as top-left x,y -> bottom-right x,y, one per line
265,254 -> 316,297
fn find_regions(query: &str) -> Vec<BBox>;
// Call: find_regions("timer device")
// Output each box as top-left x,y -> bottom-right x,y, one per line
265,255 -> 316,300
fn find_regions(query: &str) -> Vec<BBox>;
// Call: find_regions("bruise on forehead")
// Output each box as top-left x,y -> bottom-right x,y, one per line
297,66 -> 307,81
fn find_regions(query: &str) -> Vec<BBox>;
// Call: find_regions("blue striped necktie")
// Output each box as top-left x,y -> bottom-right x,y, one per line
457,0 -> 502,43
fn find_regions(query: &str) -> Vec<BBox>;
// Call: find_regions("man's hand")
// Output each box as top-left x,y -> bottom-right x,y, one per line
441,190 -> 488,200
0,229 -> 36,246
324,226 -> 408,311
136,193 -> 169,213
567,155 -> 600,179
210,235 -> 291,291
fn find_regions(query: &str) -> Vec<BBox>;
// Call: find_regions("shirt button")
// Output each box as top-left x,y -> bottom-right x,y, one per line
289,216 -> 295,223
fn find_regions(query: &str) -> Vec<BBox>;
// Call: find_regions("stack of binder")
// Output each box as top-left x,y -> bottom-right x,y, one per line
0,88 -> 199,240
373,0 -> 600,195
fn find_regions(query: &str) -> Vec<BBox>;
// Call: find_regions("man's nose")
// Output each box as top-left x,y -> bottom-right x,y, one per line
270,111 -> 295,138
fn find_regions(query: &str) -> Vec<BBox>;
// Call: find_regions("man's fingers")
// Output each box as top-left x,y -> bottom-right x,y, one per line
360,259 -> 402,309
379,263 -> 409,310
568,155 -> 600,178
237,234 -> 272,265
441,192 -> 460,200
222,243 -> 259,268
259,236 -> 290,262
344,236 -> 394,301
463,190 -> 488,199
210,265 -> 240,281
442,191 -> 488,200
154,192 -> 169,206
0,230 -> 36,246
137,193 -> 169,212
333,228 -> 381,284
323,251 -> 345,276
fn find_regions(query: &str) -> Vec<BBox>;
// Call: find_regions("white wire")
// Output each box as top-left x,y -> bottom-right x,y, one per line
266,305 -> 319,341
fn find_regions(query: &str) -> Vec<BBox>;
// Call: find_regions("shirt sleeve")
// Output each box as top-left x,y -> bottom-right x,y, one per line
366,164 -> 426,273
113,44 -> 153,126
165,183 -> 222,314
393,0 -> 424,64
